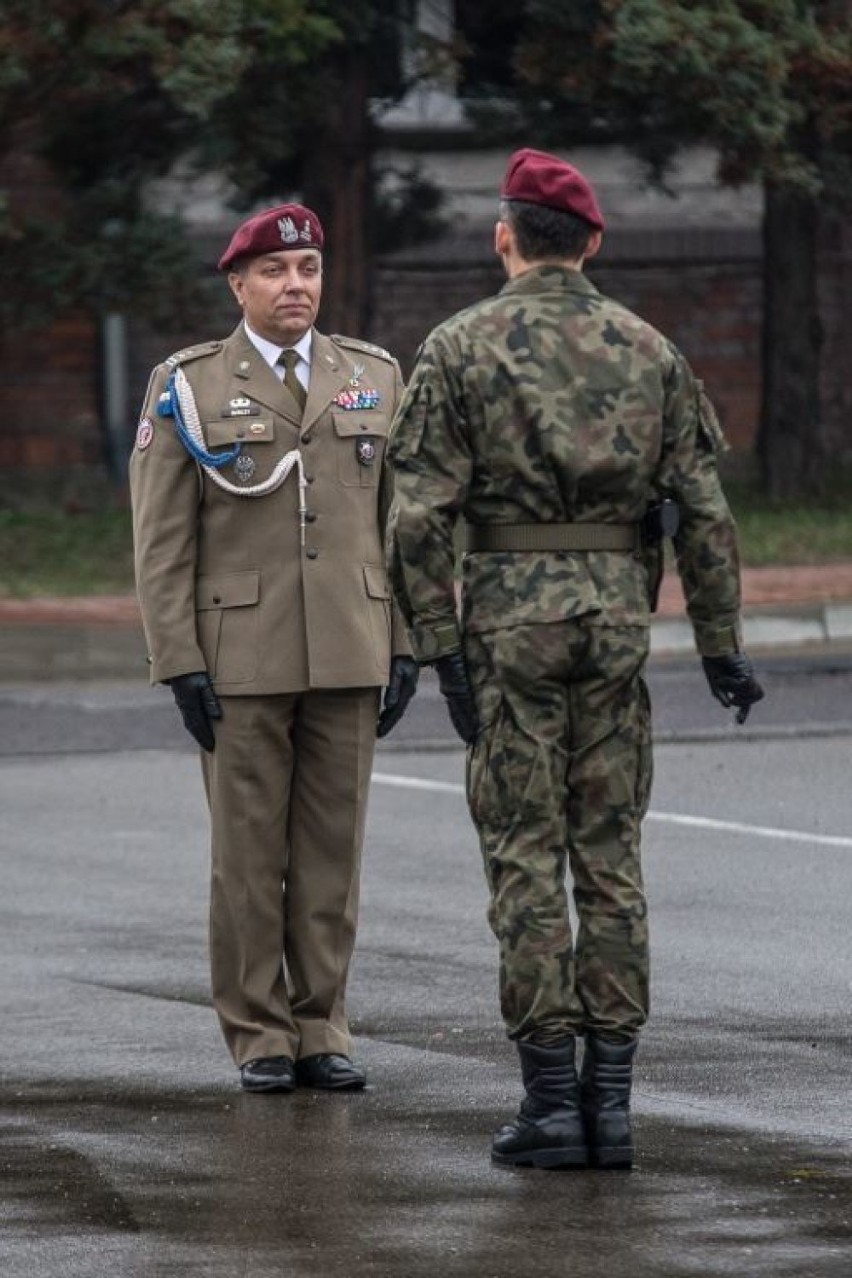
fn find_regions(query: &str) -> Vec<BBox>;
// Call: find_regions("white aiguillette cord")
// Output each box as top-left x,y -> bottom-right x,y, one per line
174,368 -> 308,544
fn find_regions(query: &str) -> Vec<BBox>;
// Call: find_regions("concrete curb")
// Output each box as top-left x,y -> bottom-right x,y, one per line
652,602 -> 852,656
2,603 -> 852,682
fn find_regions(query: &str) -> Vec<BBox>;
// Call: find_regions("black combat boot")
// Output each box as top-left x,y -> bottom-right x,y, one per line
580,1034 -> 637,1170
491,1037 -> 588,1169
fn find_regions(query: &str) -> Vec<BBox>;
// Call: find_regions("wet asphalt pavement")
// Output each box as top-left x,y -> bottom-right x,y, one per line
1,658 -> 851,1276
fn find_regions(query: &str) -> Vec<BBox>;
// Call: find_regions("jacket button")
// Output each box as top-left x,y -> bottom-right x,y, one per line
306,548 -> 319,559
212,595 -> 222,604
304,510 -> 317,523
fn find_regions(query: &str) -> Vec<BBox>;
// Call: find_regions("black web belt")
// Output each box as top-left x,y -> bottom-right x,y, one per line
463,522 -> 638,553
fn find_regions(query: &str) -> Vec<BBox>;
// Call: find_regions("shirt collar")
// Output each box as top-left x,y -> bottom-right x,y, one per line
243,322 -> 313,370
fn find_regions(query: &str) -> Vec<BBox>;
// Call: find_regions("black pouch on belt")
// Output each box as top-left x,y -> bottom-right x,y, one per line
641,499 -> 680,612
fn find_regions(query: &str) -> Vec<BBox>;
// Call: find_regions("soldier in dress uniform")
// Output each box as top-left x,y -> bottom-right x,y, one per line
388,149 -> 764,1168
130,203 -> 418,1093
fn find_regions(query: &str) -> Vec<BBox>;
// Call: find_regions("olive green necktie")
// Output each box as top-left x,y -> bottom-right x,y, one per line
278,348 -> 307,414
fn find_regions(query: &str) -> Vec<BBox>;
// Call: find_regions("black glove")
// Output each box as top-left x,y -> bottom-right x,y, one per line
434,652 -> 479,745
377,656 -> 419,738
702,653 -> 765,725
168,671 -> 222,752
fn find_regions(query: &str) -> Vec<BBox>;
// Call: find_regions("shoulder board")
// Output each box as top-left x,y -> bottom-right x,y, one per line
331,335 -> 394,364
164,340 -> 223,370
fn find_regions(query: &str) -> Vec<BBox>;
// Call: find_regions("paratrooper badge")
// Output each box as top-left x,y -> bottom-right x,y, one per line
223,396 -> 258,418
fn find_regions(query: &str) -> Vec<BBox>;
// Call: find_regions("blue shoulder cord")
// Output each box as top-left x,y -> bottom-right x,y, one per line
156,371 -> 242,468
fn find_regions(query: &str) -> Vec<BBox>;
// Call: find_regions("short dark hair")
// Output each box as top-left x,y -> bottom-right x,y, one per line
499,199 -> 594,262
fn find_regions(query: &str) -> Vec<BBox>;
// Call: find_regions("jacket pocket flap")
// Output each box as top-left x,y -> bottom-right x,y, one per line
206,416 -> 275,446
333,411 -> 389,439
196,570 -> 260,611
363,565 -> 390,600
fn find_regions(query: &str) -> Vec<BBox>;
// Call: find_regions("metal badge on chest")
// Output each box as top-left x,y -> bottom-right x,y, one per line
333,362 -> 380,468
234,454 -> 257,483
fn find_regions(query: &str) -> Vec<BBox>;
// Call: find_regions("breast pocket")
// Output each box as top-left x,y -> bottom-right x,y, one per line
205,416 -> 275,447
195,570 -> 260,684
333,411 -> 388,487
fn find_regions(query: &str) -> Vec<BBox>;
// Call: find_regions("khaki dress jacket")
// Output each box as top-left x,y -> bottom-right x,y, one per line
130,324 -> 408,695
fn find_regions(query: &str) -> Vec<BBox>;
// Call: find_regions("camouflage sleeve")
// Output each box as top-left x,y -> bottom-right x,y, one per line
657,349 -> 743,657
387,333 -> 472,662
379,358 -> 414,659
128,366 -> 206,683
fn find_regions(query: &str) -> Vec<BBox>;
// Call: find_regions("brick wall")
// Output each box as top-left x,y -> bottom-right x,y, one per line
0,315 -> 101,469
1,224 -> 848,504
0,140 -> 105,502
370,253 -> 763,452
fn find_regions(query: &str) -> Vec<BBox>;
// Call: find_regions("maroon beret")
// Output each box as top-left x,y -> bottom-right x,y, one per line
501,148 -> 604,231
218,203 -> 324,271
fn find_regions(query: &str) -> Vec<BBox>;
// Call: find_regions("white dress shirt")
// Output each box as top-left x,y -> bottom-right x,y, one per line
244,322 -> 312,394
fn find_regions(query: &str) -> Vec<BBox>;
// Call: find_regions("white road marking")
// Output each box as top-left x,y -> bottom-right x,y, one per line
373,772 -> 465,796
645,810 -> 852,849
371,772 -> 852,850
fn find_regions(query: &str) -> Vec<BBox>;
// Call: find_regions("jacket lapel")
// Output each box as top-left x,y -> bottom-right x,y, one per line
301,332 -> 351,438
223,325 -> 302,429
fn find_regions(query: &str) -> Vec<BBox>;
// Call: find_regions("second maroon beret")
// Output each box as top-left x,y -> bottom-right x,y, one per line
501,148 -> 604,231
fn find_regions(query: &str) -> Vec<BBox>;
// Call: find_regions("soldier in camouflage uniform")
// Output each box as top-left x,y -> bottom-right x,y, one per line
388,148 -> 764,1170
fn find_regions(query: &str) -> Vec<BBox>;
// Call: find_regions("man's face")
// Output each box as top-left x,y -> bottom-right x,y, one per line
228,249 -> 322,345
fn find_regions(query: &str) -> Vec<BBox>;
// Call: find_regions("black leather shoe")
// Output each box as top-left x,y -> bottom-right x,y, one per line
295,1053 -> 366,1091
239,1055 -> 296,1093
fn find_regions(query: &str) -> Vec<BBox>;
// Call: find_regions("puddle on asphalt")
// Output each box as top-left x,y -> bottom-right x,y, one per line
1,1080 -> 849,1277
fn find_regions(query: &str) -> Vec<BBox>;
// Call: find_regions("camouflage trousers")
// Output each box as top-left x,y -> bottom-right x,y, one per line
464,620 -> 652,1045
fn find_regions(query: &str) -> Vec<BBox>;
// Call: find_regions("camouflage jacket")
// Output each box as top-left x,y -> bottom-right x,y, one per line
388,265 -> 743,661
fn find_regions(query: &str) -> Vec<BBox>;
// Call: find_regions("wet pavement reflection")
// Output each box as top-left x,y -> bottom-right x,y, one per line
3,1066 -> 850,1277
2,722 -> 851,1275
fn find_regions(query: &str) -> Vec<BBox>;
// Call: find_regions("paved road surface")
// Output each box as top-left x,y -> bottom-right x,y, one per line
1,662 -> 850,1276
1,650 -> 852,757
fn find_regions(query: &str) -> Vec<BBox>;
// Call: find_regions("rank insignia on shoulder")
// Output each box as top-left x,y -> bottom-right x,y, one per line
334,388 -> 381,410
356,438 -> 376,467
332,335 -> 393,363
136,417 -> 154,451
164,340 -> 222,370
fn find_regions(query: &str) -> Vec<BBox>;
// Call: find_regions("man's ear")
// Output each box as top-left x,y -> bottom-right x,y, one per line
494,219 -> 512,258
584,230 -> 603,262
227,272 -> 245,307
